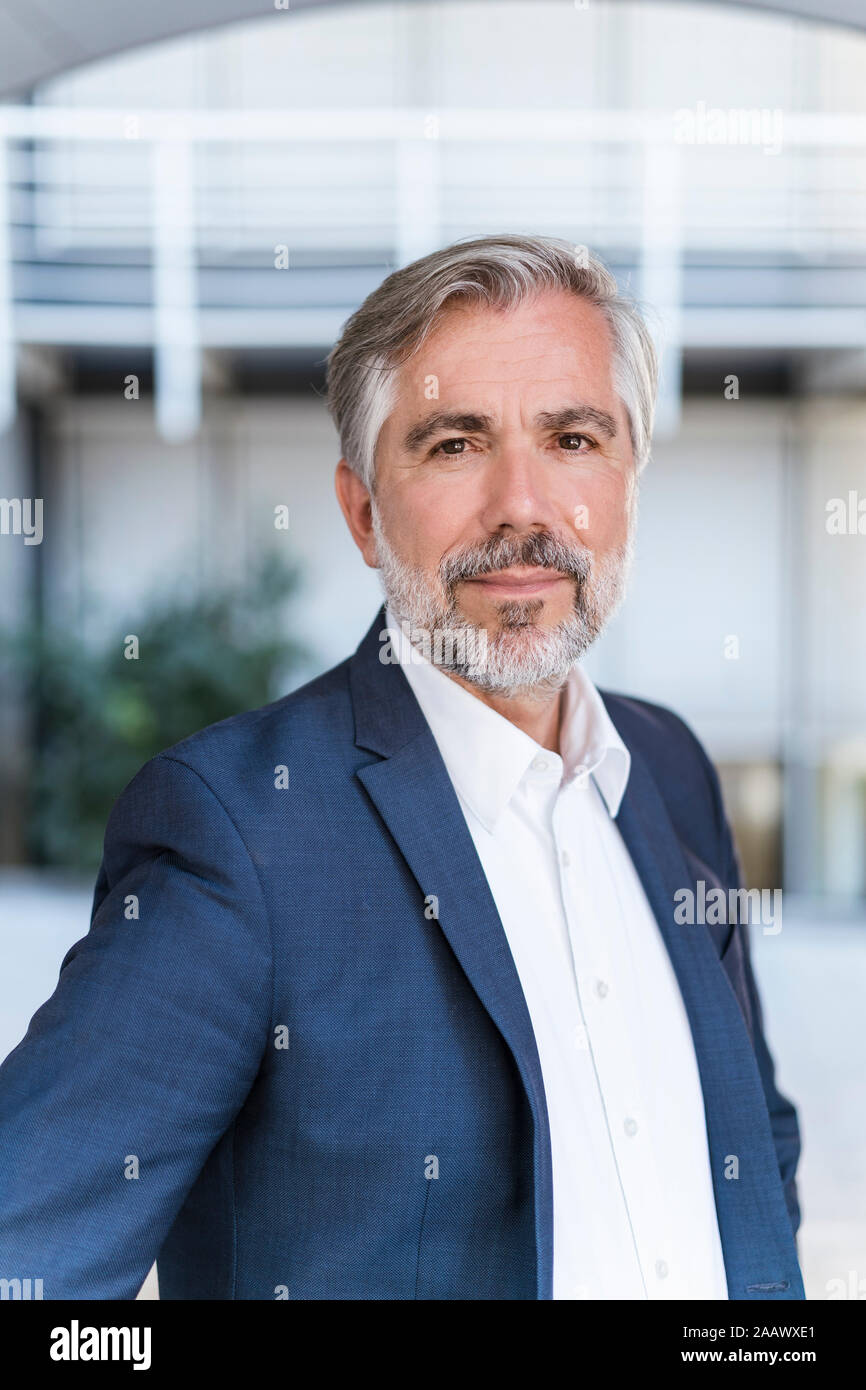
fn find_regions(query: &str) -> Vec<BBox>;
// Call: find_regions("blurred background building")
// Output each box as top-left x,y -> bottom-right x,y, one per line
0,0 -> 864,1300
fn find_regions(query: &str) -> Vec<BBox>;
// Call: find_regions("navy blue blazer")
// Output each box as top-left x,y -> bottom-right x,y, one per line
0,604 -> 804,1300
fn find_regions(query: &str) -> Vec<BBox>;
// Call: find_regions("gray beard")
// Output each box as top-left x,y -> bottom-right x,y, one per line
370,502 -> 634,700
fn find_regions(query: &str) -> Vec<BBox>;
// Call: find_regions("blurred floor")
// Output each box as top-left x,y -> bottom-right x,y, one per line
1,869 -> 863,1302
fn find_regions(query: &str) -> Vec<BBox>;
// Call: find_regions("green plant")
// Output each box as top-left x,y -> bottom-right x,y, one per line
2,551 -> 309,871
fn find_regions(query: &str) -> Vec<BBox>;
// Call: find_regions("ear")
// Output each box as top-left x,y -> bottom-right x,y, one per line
335,459 -> 379,568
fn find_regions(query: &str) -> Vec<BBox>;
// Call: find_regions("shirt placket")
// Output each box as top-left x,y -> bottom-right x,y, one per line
552,771 -> 667,1299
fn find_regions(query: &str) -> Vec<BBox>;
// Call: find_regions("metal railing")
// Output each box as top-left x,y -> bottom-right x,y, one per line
2,104 -> 866,439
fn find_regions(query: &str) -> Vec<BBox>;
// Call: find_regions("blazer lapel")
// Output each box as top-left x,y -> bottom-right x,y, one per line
348,606 -> 554,1299
605,723 -> 804,1298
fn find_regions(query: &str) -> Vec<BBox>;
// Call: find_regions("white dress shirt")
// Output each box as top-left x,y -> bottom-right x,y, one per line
385,606 -> 729,1300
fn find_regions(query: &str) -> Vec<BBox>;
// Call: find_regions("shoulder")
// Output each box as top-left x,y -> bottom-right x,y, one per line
109,655 -> 356,822
160,655 -> 352,764
599,688 -> 708,755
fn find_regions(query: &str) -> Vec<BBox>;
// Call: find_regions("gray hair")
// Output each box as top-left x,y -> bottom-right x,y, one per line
325,233 -> 658,493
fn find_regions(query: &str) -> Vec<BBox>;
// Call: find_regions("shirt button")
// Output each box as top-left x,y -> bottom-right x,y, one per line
655,1260 -> 669,1280
624,1117 -> 639,1137
570,1283 -> 590,1299
573,1024 -> 589,1050
561,850 -> 571,867
595,978 -> 609,999
574,764 -> 589,787
531,756 -> 548,772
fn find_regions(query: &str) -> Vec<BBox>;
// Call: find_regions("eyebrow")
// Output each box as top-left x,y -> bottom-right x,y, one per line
401,404 -> 618,453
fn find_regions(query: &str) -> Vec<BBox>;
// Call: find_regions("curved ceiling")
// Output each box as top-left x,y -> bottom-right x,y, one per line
0,0 -> 863,102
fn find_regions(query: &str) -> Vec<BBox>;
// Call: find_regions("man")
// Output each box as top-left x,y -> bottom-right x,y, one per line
0,234 -> 803,1300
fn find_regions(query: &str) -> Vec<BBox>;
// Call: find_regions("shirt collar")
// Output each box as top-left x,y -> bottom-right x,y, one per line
384,604 -> 631,833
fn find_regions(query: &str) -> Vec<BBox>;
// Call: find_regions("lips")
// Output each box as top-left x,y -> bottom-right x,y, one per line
465,566 -> 570,594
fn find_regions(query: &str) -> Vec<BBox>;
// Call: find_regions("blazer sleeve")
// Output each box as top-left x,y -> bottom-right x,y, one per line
689,733 -> 803,1241
0,752 -> 273,1299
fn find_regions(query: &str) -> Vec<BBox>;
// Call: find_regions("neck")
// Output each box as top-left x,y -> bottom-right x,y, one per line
445,669 -> 566,754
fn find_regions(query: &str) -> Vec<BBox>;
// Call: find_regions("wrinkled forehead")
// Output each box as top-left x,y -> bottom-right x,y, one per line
390,289 -> 622,416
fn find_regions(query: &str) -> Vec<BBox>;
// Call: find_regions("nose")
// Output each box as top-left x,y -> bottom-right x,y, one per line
476,437 -> 557,537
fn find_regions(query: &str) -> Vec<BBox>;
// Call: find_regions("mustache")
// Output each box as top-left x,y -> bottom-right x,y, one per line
440,530 -> 592,593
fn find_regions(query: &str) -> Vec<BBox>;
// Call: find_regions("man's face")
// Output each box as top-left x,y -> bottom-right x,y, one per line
341,286 -> 639,695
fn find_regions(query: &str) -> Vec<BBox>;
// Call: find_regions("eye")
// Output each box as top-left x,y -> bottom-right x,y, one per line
558,433 -> 596,452
430,437 -> 471,457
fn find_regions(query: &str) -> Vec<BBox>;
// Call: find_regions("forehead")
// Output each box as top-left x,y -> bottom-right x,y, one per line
395,287 -> 619,403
